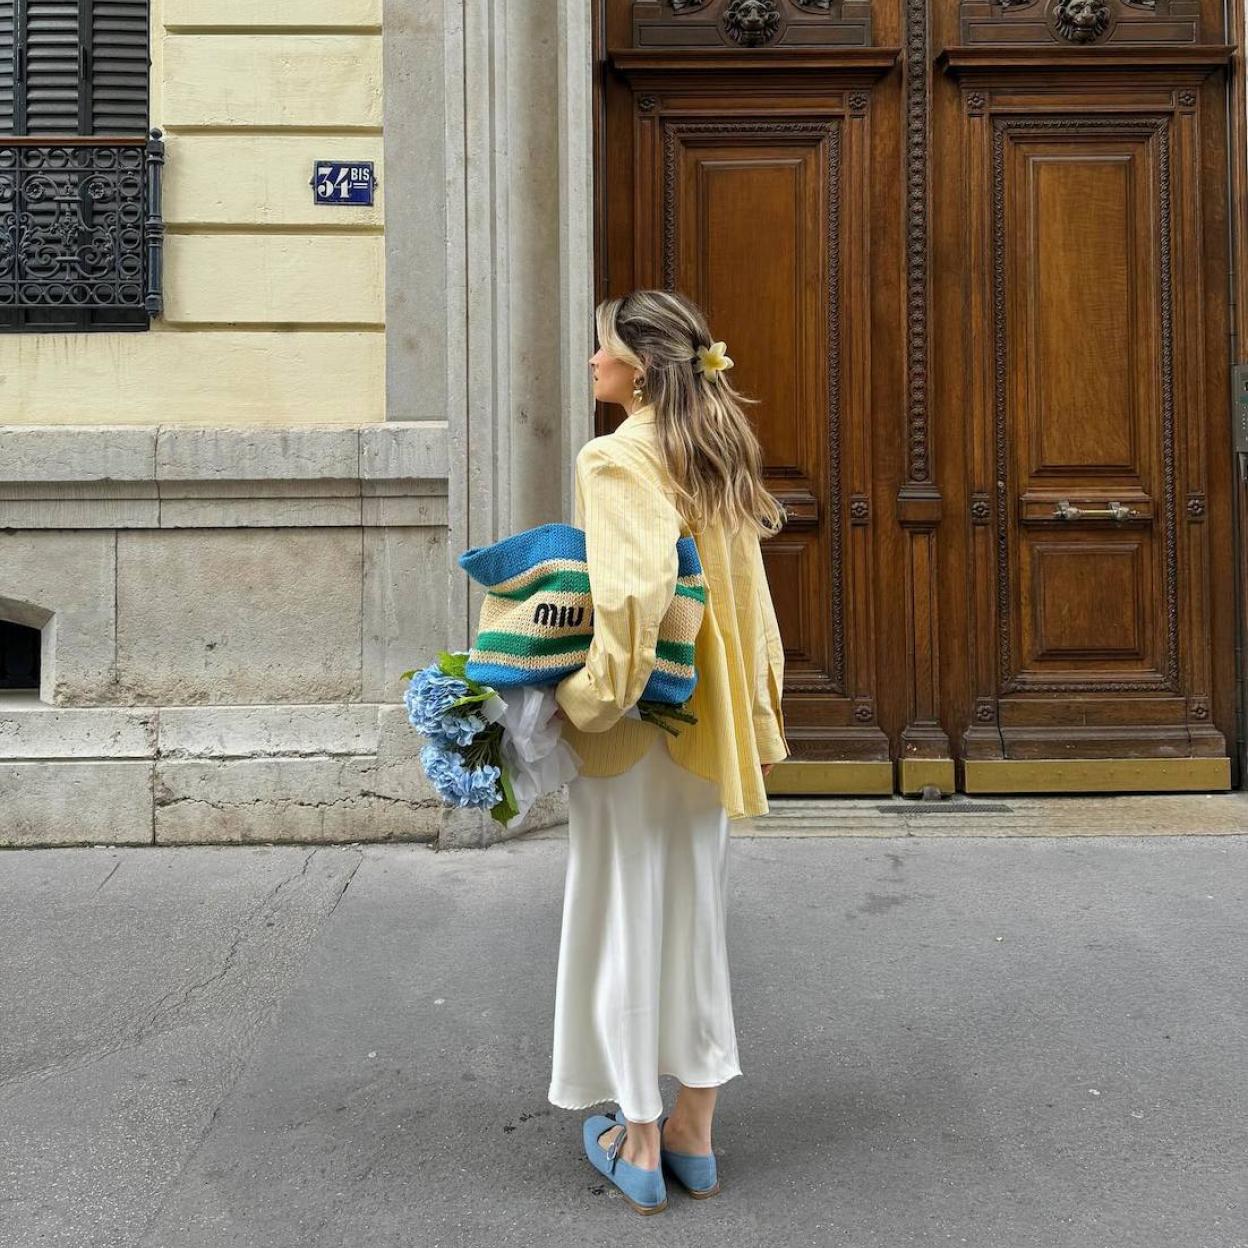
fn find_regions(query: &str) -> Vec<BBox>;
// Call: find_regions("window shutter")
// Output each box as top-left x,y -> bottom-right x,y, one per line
0,0 -> 147,136
87,0 -> 147,134
19,0 -> 80,134
0,3 -> 14,133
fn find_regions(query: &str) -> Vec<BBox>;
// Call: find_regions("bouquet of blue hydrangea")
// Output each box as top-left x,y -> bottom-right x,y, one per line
402,649 -> 580,828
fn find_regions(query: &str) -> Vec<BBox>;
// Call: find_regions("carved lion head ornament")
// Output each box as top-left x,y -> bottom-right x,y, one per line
1052,0 -> 1112,43
674,0 -> 848,47
723,0 -> 783,46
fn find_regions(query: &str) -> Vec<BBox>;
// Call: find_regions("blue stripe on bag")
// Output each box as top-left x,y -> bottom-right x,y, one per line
675,535 -> 701,576
461,662 -> 693,703
460,525 -> 701,587
643,668 -> 698,704
463,660 -> 584,687
458,523 -> 585,585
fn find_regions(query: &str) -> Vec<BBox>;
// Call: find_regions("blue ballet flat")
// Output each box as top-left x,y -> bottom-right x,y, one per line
583,1113 -> 668,1214
639,1110 -> 720,1198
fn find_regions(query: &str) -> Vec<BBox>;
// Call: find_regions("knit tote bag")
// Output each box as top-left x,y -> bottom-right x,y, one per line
457,522 -> 706,704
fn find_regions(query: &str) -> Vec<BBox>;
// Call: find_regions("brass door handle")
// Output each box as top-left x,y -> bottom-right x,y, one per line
1054,499 -> 1137,522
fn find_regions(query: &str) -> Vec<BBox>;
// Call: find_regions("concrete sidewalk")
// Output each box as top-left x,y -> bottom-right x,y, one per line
1,826 -> 1245,1247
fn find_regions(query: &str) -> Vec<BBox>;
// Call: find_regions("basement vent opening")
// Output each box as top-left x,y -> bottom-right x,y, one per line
0,621 -> 40,691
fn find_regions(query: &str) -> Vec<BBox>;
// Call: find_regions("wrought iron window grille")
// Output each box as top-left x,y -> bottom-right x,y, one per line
0,127 -> 164,325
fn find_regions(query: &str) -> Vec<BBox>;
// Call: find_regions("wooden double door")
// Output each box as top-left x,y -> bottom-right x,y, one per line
595,0 -> 1239,794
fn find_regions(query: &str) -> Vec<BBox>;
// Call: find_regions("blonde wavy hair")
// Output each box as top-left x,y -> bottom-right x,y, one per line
595,289 -> 786,539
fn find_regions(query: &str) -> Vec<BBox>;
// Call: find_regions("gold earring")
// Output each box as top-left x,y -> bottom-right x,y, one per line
632,377 -> 644,404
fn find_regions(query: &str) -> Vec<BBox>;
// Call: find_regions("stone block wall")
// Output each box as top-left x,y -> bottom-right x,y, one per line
0,425 -> 565,848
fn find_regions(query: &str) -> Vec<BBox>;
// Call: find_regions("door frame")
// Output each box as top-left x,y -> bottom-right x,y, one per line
1227,0 -> 1248,788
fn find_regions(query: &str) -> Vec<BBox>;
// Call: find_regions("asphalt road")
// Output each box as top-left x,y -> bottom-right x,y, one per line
1,831 -> 1244,1248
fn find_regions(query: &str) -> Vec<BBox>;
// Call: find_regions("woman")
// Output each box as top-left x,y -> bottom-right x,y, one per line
546,289 -> 790,1215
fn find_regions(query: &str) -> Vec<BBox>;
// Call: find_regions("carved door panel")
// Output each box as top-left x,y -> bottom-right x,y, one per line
599,2 -> 900,791
946,71 -> 1231,784
987,118 -> 1184,745
626,84 -> 891,780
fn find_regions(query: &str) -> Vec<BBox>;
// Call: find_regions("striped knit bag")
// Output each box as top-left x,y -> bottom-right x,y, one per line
457,522 -> 706,704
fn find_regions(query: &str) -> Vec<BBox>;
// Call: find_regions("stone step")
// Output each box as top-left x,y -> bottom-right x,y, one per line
528,791 -> 1248,839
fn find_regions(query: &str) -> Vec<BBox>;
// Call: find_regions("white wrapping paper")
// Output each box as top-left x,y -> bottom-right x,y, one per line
481,686 -> 584,830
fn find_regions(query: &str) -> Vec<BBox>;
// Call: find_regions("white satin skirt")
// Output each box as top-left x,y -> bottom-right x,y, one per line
547,734 -> 743,1124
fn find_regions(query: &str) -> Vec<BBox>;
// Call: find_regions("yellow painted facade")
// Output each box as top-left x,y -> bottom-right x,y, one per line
1,0 -> 385,426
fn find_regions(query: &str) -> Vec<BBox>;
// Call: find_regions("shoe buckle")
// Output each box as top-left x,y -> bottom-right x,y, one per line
606,1126 -> 626,1172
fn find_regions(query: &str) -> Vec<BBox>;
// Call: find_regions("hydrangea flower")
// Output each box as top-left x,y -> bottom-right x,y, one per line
405,663 -> 486,745
420,743 -> 502,809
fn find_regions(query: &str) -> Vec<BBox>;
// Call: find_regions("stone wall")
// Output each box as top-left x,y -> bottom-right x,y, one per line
0,425 -> 563,848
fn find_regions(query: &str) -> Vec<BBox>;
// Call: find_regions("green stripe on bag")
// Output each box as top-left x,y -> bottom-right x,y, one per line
490,569 -> 593,600
475,632 -> 693,666
656,638 -> 695,666
674,583 -> 706,604
475,630 -> 590,657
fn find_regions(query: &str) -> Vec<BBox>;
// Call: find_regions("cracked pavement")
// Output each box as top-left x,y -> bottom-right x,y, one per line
1,833 -> 1245,1247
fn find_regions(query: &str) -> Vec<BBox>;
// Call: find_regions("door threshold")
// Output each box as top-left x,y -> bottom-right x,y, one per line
764,760 -> 893,795
963,757 -> 1231,794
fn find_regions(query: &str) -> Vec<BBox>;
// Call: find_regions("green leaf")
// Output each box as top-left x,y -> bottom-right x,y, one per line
449,691 -> 495,709
636,699 -> 699,736
400,669 -> 417,682
436,649 -> 493,697
490,767 -> 520,826
437,650 -> 468,679
638,706 -> 682,737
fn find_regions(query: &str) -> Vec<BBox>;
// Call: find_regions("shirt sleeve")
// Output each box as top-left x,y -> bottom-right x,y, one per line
554,446 -> 683,733
750,534 -> 789,764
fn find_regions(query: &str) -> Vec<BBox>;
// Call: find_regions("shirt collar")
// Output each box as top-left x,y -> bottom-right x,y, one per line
618,402 -> 657,429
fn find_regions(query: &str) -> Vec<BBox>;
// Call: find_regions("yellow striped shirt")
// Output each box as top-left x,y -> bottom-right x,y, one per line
554,403 -> 789,819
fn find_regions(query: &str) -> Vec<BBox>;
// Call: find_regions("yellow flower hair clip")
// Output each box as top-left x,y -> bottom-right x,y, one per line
693,340 -> 734,379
